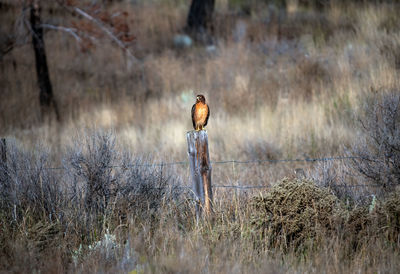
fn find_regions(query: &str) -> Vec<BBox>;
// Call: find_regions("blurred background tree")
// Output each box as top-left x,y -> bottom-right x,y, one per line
29,0 -> 60,122
1,0 -> 136,123
186,0 -> 215,42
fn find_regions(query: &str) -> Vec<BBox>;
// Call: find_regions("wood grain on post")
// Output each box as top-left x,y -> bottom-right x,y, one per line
1,138 -> 6,165
1,138 -> 7,186
187,130 -> 213,219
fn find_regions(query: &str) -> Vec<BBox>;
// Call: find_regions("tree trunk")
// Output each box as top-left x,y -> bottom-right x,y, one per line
30,0 -> 60,121
186,0 -> 215,38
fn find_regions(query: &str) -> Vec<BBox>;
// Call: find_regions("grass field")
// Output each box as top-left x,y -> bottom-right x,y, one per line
1,0 -> 400,273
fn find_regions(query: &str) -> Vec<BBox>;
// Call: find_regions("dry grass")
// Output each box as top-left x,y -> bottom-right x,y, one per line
1,0 -> 400,273
2,2 -> 398,161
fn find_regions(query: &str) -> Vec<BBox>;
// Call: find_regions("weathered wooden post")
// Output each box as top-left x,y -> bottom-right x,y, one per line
1,138 -> 8,192
187,130 -> 212,219
1,138 -> 6,166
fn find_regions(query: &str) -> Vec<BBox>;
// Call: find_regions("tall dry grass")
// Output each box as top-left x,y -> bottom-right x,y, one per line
1,2 -> 399,161
1,130 -> 399,273
1,0 -> 400,273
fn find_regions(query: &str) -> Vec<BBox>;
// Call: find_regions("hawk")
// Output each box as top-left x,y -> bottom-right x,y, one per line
191,94 -> 210,131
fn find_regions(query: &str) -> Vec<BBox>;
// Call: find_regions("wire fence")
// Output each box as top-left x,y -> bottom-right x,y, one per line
1,154 -> 383,191
212,184 -> 386,189
122,155 -> 361,167
9,155 -> 360,170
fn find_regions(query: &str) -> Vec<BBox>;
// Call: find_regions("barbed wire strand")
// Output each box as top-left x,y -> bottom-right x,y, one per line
10,155 -> 361,171
212,184 -> 385,189
5,156 -> 383,190
172,184 -> 385,190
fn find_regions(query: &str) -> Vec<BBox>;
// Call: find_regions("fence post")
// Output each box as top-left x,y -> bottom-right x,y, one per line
1,138 -> 6,166
187,130 -> 213,219
1,138 -> 8,198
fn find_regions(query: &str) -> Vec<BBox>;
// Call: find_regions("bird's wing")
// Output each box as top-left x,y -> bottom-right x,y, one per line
204,104 -> 210,126
191,103 -> 196,129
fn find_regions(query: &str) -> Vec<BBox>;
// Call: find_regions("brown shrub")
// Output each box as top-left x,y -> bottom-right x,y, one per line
379,190 -> 400,242
251,178 -> 343,251
341,190 -> 400,254
251,177 -> 400,254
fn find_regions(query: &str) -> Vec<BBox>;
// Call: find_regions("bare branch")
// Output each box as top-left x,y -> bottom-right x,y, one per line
0,34 -> 15,58
0,6 -> 32,57
40,23 -> 81,42
73,7 -> 139,64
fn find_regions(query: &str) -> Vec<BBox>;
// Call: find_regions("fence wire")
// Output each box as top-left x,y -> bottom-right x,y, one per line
2,155 -> 384,190
10,155 -> 360,170
212,184 -> 385,189
122,156 -> 360,167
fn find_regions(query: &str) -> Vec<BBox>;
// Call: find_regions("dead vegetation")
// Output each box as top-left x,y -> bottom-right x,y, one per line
1,131 -> 400,272
1,0 -> 400,273
251,177 -> 400,258
251,178 -> 343,251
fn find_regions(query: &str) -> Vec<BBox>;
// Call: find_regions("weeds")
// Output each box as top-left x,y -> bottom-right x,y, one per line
1,0 -> 400,273
349,91 -> 400,192
1,131 -> 400,272
0,139 -> 63,223
66,131 -> 117,213
0,131 -> 183,272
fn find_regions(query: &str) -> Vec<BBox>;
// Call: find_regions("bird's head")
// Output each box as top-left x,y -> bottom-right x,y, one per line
196,94 -> 206,103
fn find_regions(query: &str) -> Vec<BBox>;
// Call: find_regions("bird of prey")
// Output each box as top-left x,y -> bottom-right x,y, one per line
191,94 -> 210,131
